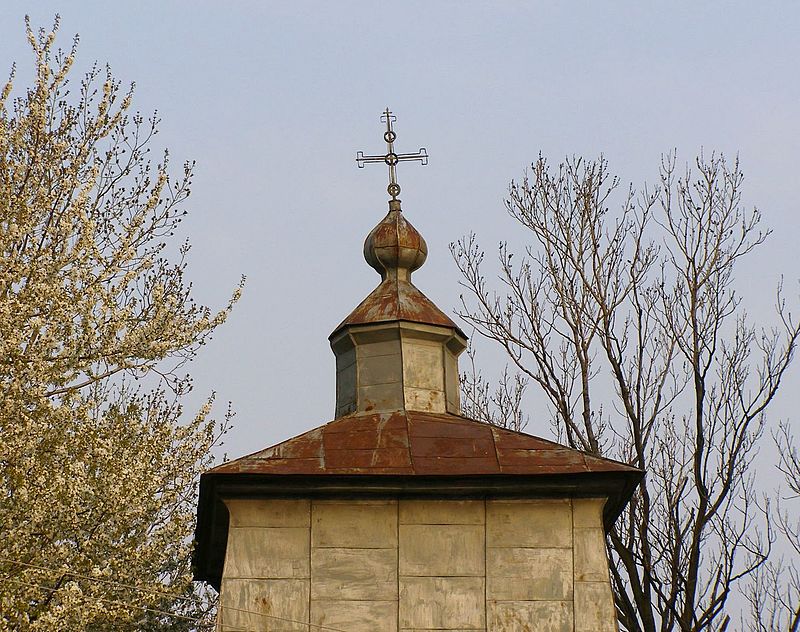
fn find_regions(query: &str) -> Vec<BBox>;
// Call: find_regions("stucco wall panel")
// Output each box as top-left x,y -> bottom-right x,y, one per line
311,500 -> 397,548
399,576 -> 485,629
574,527 -> 610,582
225,499 -> 310,528
399,499 -> 484,524
225,527 -> 309,579
311,599 -> 397,632
311,547 -> 396,600
489,600 -> 572,632
399,524 -> 484,576
575,581 -> 618,632
572,497 -> 605,528
220,578 -> 309,632
487,547 -> 573,601
487,499 -> 572,548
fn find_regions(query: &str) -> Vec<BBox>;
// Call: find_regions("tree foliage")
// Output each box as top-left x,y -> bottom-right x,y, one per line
453,152 -> 800,631
0,18 -> 241,630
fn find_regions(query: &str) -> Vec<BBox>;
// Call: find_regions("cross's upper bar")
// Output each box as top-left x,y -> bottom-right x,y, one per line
356,109 -> 429,201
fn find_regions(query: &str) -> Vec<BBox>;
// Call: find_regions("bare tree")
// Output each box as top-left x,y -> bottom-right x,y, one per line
743,423 -> 800,632
452,153 -> 800,631
775,424 -> 800,630
460,342 -> 529,432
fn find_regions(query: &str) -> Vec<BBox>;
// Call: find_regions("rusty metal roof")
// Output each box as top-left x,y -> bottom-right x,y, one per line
208,411 -> 637,477
330,203 -> 467,339
330,279 -> 464,340
194,412 -> 643,588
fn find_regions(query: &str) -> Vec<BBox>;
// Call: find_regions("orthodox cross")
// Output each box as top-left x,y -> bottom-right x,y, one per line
356,108 -> 428,201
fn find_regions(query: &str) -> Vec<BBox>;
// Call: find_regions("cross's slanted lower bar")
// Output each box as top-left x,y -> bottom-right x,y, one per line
356,108 -> 428,201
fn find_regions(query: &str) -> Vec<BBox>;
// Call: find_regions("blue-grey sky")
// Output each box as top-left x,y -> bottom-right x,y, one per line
2,2 -> 798,460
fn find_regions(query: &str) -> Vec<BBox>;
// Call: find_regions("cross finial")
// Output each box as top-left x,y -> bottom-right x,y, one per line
356,108 -> 429,203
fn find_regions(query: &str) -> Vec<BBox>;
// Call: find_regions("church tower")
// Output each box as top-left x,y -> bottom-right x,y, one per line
193,111 -> 642,632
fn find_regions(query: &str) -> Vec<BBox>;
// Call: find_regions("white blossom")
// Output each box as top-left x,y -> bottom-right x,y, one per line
0,18 -> 242,631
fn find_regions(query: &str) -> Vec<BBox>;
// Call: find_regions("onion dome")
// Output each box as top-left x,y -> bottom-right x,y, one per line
364,199 -> 427,280
330,200 -> 464,339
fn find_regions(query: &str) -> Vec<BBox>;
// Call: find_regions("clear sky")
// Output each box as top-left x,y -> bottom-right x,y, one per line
1,2 -> 798,460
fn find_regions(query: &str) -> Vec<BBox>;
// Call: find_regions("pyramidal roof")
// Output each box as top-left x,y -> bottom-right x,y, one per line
209,410 -> 637,478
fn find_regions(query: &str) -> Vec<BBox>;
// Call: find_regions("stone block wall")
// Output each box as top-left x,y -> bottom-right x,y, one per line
217,498 -> 618,632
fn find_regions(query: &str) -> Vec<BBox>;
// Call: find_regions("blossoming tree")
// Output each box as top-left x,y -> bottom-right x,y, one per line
0,18 -> 242,630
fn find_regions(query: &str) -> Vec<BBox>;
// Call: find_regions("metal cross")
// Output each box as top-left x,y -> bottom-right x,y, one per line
356,108 -> 428,201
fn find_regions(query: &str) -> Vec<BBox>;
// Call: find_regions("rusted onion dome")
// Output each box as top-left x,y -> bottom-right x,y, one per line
332,201 -> 463,337
363,202 -> 427,279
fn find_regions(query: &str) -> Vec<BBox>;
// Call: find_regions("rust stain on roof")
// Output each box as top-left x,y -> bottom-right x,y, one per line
330,205 -> 466,338
330,278 -> 463,339
208,411 -> 637,477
